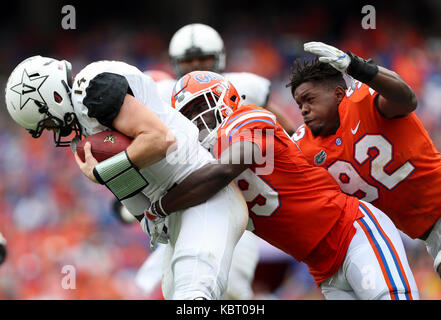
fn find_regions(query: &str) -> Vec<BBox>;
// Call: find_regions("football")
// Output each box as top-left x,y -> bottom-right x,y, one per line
76,131 -> 132,162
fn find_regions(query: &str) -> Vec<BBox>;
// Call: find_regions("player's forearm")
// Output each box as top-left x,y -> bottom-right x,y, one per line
161,162 -> 241,214
112,94 -> 177,169
368,66 -> 418,111
126,130 -> 177,169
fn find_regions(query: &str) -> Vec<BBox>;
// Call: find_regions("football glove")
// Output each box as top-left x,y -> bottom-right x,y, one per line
148,196 -> 168,219
140,211 -> 169,250
304,42 -> 351,73
304,41 -> 379,83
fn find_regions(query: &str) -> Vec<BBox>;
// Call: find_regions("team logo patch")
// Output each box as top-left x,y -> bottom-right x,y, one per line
104,134 -> 115,143
177,93 -> 185,102
314,150 -> 327,166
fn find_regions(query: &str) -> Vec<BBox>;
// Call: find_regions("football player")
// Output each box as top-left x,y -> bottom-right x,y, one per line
150,23 -> 295,298
158,23 -> 295,135
134,24 -> 287,300
144,70 -> 419,300
107,69 -> 259,300
289,42 -> 441,278
5,56 -> 249,300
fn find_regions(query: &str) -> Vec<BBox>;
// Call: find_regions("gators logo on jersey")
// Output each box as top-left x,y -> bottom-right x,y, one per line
314,150 -> 327,166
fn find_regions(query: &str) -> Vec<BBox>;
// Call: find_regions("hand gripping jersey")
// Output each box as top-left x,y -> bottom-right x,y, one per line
71,61 -> 213,201
212,105 -> 362,284
293,81 -> 441,239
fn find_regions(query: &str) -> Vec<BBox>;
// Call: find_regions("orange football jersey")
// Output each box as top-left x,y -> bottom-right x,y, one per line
294,81 -> 441,239
213,105 -> 361,284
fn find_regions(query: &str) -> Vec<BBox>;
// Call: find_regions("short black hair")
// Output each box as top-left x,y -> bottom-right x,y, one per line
286,57 -> 347,95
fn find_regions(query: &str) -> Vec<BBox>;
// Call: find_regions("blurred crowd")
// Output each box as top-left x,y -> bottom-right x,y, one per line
0,3 -> 441,300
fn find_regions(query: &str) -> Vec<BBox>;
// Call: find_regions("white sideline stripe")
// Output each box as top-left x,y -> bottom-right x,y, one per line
224,112 -> 277,136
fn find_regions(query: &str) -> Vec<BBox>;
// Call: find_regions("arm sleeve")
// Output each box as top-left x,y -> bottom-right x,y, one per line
83,72 -> 132,128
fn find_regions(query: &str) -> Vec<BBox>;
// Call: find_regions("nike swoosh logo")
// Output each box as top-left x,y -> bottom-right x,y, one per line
351,120 -> 361,135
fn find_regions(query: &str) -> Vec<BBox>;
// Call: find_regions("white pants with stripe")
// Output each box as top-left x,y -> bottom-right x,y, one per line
161,183 -> 249,300
320,201 -> 419,300
135,230 -> 259,300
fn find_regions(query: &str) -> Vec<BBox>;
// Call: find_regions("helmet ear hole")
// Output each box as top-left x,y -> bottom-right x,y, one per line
54,91 -> 63,103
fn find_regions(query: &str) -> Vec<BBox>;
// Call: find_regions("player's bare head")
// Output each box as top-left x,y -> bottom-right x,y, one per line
287,58 -> 347,137
169,24 -> 226,78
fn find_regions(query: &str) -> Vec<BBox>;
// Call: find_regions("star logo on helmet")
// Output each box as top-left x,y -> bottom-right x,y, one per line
10,69 -> 48,110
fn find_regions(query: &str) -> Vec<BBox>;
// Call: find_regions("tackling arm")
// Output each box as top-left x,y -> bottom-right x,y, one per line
154,141 -> 257,215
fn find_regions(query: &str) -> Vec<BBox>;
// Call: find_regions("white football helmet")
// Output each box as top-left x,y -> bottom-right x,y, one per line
5,55 -> 81,146
169,23 -> 226,78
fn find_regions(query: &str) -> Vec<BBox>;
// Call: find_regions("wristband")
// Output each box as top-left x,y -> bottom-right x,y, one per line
93,150 -> 149,200
346,51 -> 379,84
150,197 -> 168,218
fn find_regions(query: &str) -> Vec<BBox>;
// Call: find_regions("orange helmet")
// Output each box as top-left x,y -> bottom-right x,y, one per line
171,71 -> 241,148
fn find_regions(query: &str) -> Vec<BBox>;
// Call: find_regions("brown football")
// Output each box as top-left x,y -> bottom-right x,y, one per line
76,131 -> 132,162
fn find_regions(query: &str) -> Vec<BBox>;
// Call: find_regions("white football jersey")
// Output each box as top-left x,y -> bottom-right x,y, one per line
223,72 -> 270,107
155,71 -> 271,108
155,78 -> 176,106
71,61 -> 213,201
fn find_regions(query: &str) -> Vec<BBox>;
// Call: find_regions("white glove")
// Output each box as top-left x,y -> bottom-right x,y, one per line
140,215 -> 169,250
304,42 -> 351,73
